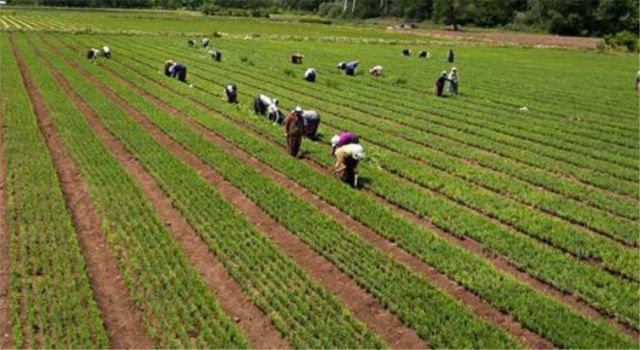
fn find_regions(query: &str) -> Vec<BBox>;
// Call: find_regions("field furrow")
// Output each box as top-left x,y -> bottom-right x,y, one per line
57,33 -> 639,347
91,35 -> 638,281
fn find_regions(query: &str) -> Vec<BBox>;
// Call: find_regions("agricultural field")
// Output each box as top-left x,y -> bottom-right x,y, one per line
0,7 -> 638,350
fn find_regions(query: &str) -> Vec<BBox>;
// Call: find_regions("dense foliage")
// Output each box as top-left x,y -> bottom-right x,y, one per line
7,0 -> 640,37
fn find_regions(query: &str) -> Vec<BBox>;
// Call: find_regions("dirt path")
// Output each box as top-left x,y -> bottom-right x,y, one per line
0,59 -> 12,350
100,59 -> 640,341
61,49 -> 431,349
27,38 -> 290,350
396,28 -> 600,49
90,54 -> 560,348
11,36 -> 154,349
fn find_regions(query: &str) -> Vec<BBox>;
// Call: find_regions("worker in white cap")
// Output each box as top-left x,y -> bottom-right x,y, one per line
448,67 -> 459,95
369,65 -> 383,77
335,143 -> 365,187
304,67 -> 317,82
101,46 -> 111,58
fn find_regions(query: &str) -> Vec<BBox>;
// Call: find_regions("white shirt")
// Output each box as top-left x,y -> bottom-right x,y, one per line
305,68 -> 316,78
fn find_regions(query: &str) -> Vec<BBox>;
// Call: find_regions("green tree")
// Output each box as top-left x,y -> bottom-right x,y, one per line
433,0 -> 469,30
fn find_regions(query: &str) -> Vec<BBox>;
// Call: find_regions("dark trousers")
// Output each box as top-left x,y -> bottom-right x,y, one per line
287,135 -> 302,157
254,98 -> 266,115
304,119 -> 320,139
346,68 -> 355,76
226,91 -> 237,103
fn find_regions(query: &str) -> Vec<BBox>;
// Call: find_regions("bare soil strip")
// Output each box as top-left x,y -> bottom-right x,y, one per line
92,58 -> 556,349
28,39 -> 290,350
11,36 -> 154,349
63,52 -> 430,349
0,60 -> 12,350
100,61 -> 640,341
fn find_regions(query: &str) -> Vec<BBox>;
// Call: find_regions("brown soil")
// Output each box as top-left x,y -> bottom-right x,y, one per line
0,62 -> 12,349
118,68 -> 639,340
65,50 -> 429,349
55,33 -> 636,342
96,58 -> 555,348
31,40 -> 289,350
10,36 -> 154,349
398,28 -> 600,49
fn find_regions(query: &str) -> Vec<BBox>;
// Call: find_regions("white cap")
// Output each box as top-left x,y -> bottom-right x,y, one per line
452,67 -> 457,71
352,144 -> 365,160
331,135 -> 340,147
294,106 -> 303,113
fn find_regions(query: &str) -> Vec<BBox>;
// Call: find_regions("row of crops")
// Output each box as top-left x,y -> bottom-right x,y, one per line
1,29 -> 637,349
0,15 -> 74,31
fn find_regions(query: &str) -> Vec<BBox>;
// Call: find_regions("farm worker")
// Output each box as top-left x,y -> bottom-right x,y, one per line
636,71 -> 640,90
164,60 -> 188,83
284,106 -> 305,157
337,61 -> 347,70
330,131 -> 359,155
254,94 -> 283,124
101,46 -> 111,59
86,48 -> 99,61
202,38 -> 210,48
402,48 -> 411,56
224,83 -> 238,104
291,53 -> 304,64
300,108 -> 321,140
345,61 -> 359,76
419,51 -> 428,58
188,39 -> 195,47
210,49 -> 222,62
304,68 -> 317,82
448,67 -> 459,95
434,70 -> 449,97
369,65 -> 383,77
334,143 -> 364,187
447,49 -> 455,63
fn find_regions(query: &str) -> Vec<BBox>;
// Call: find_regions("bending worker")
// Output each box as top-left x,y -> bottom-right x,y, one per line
101,46 -> 111,58
202,38 -> 210,48
254,94 -> 283,124
434,70 -> 449,97
210,49 -> 222,62
304,67 -> 317,82
164,60 -> 188,83
298,107 -> 321,140
369,65 -> 383,77
87,48 -> 99,61
291,53 -> 304,64
334,143 -> 364,187
224,83 -> 238,104
345,61 -> 359,76
330,131 -> 359,155
284,107 -> 305,157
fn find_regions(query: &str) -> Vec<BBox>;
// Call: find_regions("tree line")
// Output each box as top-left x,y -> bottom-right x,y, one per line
7,0 -> 639,37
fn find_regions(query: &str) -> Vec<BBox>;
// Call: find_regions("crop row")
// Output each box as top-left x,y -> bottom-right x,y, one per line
136,36 -> 640,205
231,37 -> 638,150
0,34 -> 108,349
13,33 -> 255,349
218,38 -> 639,167
38,32 -> 534,349
157,37 -> 640,244
110,36 -> 638,277
85,34 -> 640,332
209,38 -> 639,221
25,32 -> 398,349
59,33 -> 638,346
357,43 -> 638,132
